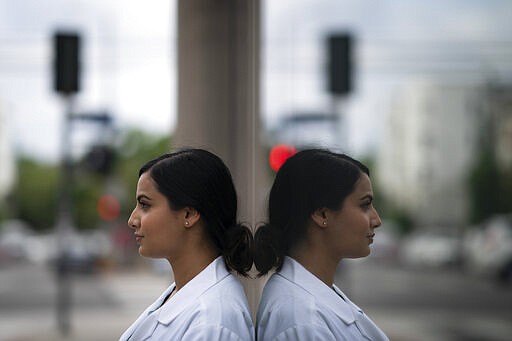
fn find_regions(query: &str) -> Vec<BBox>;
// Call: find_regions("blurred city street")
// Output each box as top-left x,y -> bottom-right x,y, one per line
1,2 -> 512,341
340,260 -> 512,341
0,261 -> 170,341
1,259 -> 511,341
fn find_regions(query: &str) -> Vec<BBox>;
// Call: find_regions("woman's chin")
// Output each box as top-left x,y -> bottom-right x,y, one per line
138,246 -> 148,257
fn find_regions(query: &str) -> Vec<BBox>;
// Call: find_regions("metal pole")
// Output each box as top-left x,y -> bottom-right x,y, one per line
56,94 -> 75,336
331,95 -> 348,151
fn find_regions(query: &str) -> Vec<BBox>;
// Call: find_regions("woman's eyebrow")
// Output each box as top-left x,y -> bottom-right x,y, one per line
136,194 -> 150,201
359,194 -> 373,201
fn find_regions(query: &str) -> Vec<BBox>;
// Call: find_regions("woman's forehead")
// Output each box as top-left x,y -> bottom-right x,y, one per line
352,173 -> 373,195
136,172 -> 157,192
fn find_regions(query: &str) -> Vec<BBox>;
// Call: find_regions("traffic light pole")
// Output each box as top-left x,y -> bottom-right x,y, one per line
54,99 -> 114,336
330,95 -> 348,150
327,32 -> 353,151
55,94 -> 75,336
52,30 -> 82,336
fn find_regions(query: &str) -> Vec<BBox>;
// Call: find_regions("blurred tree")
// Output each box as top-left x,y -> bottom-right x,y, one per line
110,129 -> 170,219
0,196 -> 10,221
468,149 -> 512,224
9,129 -> 170,231
71,171 -> 104,230
362,155 -> 413,235
11,157 -> 59,230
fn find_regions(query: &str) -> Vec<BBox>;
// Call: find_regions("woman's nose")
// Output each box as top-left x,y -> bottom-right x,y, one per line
127,209 -> 138,230
372,208 -> 382,228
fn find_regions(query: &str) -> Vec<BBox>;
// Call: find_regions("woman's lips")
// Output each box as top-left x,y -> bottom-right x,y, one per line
367,233 -> 375,243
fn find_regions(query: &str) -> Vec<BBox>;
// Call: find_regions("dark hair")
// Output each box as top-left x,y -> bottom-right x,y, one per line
254,149 -> 369,276
139,149 -> 253,276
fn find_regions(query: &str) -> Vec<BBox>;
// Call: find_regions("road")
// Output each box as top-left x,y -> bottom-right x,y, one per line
1,259 -> 511,341
336,259 -> 512,341
0,260 -> 170,341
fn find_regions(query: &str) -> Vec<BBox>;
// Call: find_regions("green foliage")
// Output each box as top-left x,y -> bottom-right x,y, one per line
11,157 -> 59,230
114,129 -> 170,217
468,150 -> 512,224
71,172 -> 104,230
382,207 -> 414,235
0,196 -> 10,221
10,128 -> 170,231
361,155 -> 413,235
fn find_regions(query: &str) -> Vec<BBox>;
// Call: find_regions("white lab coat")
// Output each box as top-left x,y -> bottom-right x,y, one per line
256,257 -> 389,341
120,256 -> 254,340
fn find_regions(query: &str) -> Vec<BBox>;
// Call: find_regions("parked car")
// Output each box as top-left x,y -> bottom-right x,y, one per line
463,214 -> 512,283
51,230 -> 113,274
0,219 -> 35,263
400,228 -> 463,268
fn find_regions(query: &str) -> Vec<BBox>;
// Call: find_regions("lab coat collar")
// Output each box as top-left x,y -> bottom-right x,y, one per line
279,256 -> 357,325
149,284 -> 177,314
119,284 -> 176,341
339,281 -> 387,341
332,285 -> 379,340
157,256 -> 229,325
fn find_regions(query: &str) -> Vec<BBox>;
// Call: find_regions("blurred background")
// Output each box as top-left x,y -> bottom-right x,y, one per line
1,0 -> 512,340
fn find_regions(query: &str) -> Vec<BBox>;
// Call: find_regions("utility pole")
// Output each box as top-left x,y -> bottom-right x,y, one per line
53,31 -> 81,336
327,33 -> 353,150
55,95 -> 75,335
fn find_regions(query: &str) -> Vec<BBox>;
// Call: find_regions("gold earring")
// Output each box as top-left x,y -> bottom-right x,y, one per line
185,221 -> 190,226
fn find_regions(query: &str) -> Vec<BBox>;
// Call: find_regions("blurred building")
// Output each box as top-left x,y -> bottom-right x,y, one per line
376,79 -> 506,227
0,105 -> 15,202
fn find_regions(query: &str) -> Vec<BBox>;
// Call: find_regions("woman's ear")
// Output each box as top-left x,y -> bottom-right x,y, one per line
311,208 -> 329,228
183,207 -> 201,228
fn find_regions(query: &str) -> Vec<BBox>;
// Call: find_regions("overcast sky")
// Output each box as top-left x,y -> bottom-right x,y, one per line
1,0 -> 511,162
0,0 -> 174,162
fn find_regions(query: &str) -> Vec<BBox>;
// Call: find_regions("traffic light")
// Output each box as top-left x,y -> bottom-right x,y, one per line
83,145 -> 115,175
53,32 -> 81,94
327,33 -> 352,95
269,144 -> 296,171
97,194 -> 121,221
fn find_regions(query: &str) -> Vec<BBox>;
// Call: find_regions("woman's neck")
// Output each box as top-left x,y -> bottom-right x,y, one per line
289,241 -> 337,287
168,248 -> 219,291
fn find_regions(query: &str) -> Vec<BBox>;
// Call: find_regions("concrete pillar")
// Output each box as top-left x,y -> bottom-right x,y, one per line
175,0 -> 266,316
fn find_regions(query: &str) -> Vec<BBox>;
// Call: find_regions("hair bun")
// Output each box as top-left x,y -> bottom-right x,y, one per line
254,223 -> 284,276
223,223 -> 254,276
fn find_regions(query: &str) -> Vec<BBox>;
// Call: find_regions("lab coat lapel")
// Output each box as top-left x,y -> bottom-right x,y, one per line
157,256 -> 229,325
333,285 -> 389,341
354,314 -> 386,341
279,257 -> 356,325
119,284 -> 176,341
127,314 -> 159,341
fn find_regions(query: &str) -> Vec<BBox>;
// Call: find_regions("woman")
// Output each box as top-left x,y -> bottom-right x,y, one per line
255,149 -> 389,340
120,149 -> 254,340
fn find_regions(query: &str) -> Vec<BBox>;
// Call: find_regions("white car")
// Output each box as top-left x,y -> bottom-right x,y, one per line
400,229 -> 462,268
463,214 -> 512,282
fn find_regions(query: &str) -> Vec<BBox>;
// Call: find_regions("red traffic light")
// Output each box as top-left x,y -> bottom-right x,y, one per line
97,194 -> 121,221
269,144 -> 296,171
